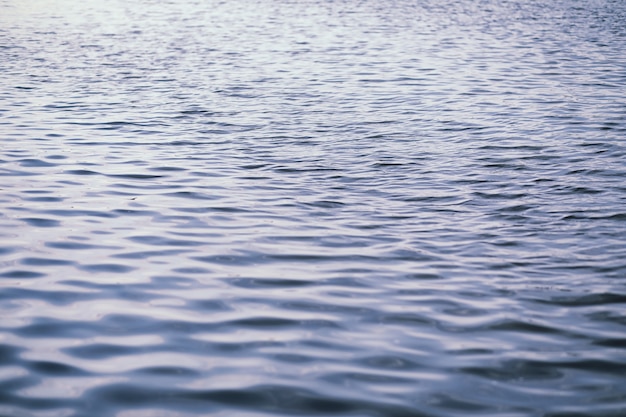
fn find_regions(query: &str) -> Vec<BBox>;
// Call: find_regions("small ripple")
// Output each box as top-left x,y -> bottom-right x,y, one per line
41,209 -> 117,219
46,241 -> 120,250
107,173 -> 165,180
540,292 -> 626,307
170,267 -> 211,274
379,313 -> 433,326
150,276 -> 198,288
77,263 -> 136,273
27,360 -> 89,377
593,338 -> 626,348
17,158 -> 57,168
79,383 -> 418,415
488,319 -> 565,335
64,169 -> 101,176
462,359 -> 563,381
22,196 -> 65,202
128,235 -> 205,247
0,270 -> 46,279
20,218 -> 61,227
164,191 -> 220,200
113,249 -> 191,259
149,166 -> 188,172
20,257 -> 74,266
192,254 -> 259,266
0,288 -> 99,305
186,299 -> 232,312
357,355 -> 420,371
426,393 -> 494,412
0,247 -> 16,257
133,366 -> 201,378
63,343 -> 144,360
229,277 -> 314,289
0,344 -> 24,366
14,318 -> 96,339
555,359 -> 626,375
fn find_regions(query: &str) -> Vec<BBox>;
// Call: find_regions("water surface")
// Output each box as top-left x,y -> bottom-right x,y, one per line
1,0 -> 625,416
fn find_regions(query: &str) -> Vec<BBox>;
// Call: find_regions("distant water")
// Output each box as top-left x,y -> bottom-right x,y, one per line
1,0 -> 625,416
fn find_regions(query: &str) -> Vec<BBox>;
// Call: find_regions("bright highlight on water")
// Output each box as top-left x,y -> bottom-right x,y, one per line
1,0 -> 625,416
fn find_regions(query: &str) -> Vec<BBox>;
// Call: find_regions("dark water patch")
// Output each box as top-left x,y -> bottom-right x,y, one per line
0,288 -> 100,305
28,360 -> 88,377
110,183 -> 184,191
0,246 -> 16,256
149,275 -> 198,288
322,370 -> 413,385
280,300 -> 373,317
164,191 -> 221,200
110,208 -> 160,216
192,254 -> 260,266
378,313 -> 435,327
427,393 -> 497,413
13,318 -> 98,339
20,257 -> 74,266
555,359 -> 626,375
63,343 -> 146,360
22,196 -> 65,202
127,235 -> 205,247
188,299 -> 232,312
0,375 -> 38,395
133,366 -> 201,378
488,319 -> 566,335
45,241 -> 120,250
107,173 -> 165,180
77,263 -> 136,273
149,166 -> 188,172
262,253 -> 381,265
229,277 -> 314,289
462,359 -> 564,381
171,267 -> 212,274
240,163 -> 272,170
561,212 -> 626,221
586,311 -> 626,326
545,413 -> 625,417
0,168 -> 40,177
54,281 -> 161,304
188,205 -> 252,214
17,158 -> 57,168
357,355 -> 420,371
593,338 -> 626,348
81,383 -> 422,416
41,209 -> 117,219
496,204 -> 536,213
539,293 -> 626,307
64,169 -> 101,176
210,339 -> 284,354
20,217 -> 61,227
229,317 -> 299,328
0,270 -> 46,279
112,249 -> 191,259
0,344 -> 24,366
604,213 -> 626,221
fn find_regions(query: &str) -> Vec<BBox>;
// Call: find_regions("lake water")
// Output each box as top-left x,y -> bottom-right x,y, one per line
1,0 -> 625,416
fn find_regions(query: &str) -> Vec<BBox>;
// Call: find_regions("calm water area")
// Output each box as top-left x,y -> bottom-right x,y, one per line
1,0 -> 625,416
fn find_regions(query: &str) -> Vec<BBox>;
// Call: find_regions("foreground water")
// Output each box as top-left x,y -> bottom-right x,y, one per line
1,0 -> 625,416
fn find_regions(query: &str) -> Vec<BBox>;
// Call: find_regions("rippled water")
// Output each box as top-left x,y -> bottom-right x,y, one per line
1,0 -> 626,416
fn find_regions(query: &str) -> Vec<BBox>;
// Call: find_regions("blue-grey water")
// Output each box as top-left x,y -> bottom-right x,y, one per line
1,0 -> 625,416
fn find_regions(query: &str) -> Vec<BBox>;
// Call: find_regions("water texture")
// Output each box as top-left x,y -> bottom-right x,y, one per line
1,0 -> 625,416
